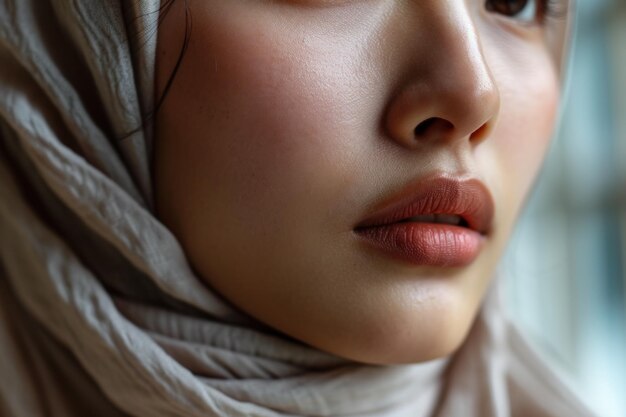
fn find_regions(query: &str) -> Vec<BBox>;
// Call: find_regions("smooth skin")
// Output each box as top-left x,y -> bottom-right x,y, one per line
154,0 -> 565,364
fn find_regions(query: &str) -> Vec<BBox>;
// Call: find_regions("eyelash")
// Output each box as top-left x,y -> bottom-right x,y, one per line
486,0 -> 568,25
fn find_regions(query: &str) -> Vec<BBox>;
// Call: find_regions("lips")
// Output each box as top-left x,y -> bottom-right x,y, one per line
354,176 -> 495,267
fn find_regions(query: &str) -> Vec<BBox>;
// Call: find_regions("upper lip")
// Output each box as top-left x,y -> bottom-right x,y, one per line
354,175 -> 495,235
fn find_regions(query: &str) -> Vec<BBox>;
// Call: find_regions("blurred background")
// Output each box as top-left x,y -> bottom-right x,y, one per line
503,0 -> 626,416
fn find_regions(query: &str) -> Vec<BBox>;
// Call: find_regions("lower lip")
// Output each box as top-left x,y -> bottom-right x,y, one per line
355,222 -> 484,267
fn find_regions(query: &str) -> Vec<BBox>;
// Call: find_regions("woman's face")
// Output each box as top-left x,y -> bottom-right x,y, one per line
154,0 -> 565,364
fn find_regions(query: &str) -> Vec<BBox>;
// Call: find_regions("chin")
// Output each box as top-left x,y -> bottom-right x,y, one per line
320,324 -> 470,366
292,298 -> 476,366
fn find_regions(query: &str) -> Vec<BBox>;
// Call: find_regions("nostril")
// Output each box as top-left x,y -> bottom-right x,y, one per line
414,117 -> 454,139
469,122 -> 492,143
414,118 -> 436,136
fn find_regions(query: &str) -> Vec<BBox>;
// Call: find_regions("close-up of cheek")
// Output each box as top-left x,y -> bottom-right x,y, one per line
162,3 -> 373,212
156,2 -> 389,264
491,51 -> 559,234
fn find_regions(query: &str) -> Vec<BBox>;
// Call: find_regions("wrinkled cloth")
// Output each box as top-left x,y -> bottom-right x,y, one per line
0,1 -> 595,416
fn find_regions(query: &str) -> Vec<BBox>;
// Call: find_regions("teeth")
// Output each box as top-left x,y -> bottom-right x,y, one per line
404,214 -> 462,226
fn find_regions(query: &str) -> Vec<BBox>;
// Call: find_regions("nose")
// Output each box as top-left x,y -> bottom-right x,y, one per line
384,4 -> 501,149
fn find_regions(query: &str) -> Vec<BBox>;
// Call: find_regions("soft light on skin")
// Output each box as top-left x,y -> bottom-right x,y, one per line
154,0 -> 562,364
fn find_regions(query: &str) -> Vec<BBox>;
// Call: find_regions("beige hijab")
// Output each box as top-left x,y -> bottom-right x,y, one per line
0,1 -> 595,416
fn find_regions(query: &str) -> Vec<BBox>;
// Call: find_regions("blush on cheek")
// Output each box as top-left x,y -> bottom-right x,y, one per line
497,60 -> 559,195
179,5 -> 378,221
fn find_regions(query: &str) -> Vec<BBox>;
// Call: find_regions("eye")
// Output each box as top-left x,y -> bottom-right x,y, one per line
485,0 -> 540,24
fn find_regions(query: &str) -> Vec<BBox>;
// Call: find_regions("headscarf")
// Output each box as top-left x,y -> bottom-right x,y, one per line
0,1 -> 596,416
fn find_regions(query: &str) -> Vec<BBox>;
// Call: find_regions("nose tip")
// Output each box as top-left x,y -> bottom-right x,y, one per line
385,70 -> 500,148
383,9 -> 501,149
